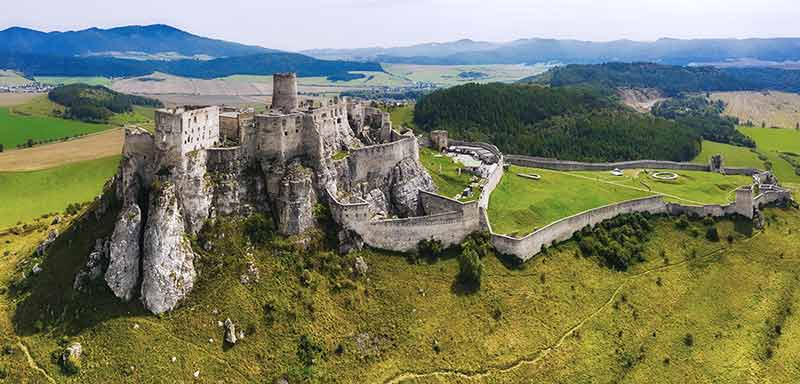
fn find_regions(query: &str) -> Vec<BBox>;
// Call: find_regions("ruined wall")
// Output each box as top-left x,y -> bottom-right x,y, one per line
755,189 -> 793,208
253,113 -> 308,162
155,106 -> 220,156
359,206 -> 481,252
491,196 -> 669,261
346,132 -> 419,182
723,167 -> 760,176
506,155 -> 710,172
206,147 -> 242,173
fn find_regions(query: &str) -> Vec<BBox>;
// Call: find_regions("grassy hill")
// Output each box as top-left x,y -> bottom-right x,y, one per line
1,194 -> 798,382
0,102 -> 108,150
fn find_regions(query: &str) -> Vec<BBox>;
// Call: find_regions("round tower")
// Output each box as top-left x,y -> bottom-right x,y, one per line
272,72 -> 298,113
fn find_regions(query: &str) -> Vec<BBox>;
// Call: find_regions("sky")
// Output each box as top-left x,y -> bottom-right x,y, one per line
2,0 -> 799,51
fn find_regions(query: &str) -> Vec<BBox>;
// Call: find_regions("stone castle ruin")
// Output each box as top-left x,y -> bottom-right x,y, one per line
88,73 -> 794,315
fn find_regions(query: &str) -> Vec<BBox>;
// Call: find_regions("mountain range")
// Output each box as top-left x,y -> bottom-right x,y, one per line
302,37 -> 800,67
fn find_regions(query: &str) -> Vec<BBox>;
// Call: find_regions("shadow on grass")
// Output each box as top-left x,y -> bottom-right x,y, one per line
450,279 -> 480,296
11,200 -> 149,338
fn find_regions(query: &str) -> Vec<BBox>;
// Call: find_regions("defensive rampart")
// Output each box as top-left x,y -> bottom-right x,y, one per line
506,155 -> 710,172
346,131 -> 418,182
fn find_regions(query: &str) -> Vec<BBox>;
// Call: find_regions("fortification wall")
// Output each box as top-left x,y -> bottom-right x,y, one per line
419,190 -> 479,216
253,113 -> 308,161
479,158 -> 505,209
666,202 -> 733,218
360,206 -> 481,252
491,196 -> 669,261
206,147 -> 242,173
326,189 -> 371,229
449,140 -> 503,159
755,190 -> 793,207
347,133 -> 418,182
723,167 -> 760,176
506,155 -> 709,172
155,106 -> 220,156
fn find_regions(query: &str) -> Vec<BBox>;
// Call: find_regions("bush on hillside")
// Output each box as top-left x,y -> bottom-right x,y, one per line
417,238 -> 444,263
457,243 -> 484,290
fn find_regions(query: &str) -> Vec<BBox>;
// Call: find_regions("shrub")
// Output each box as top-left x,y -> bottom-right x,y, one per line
706,226 -> 720,242
297,335 -> 324,367
702,216 -> 715,226
675,216 -> 690,229
417,238 -> 444,262
457,244 -> 484,289
62,354 -> 81,375
244,214 -> 274,245
683,333 -> 694,347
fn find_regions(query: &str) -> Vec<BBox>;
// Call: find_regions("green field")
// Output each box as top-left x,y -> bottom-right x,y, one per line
0,106 -> 110,150
385,104 -> 416,131
419,147 -> 475,200
692,140 -> 765,169
489,166 -> 652,236
489,166 -> 752,236
383,63 -> 551,86
0,156 -> 119,228
0,70 -> 32,86
35,76 -> 113,87
3,194 -> 798,383
739,126 -> 800,186
109,105 -> 157,132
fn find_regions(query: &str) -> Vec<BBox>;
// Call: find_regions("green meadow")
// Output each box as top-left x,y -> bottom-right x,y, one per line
0,106 -> 109,150
0,156 -> 120,228
692,140 -> 764,169
739,126 -> 800,185
419,147 -> 475,201
34,76 -> 113,87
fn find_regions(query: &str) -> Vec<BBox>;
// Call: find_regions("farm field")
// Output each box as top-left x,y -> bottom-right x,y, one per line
3,194 -> 798,383
419,147 -> 475,200
489,165 -> 752,236
738,126 -> 800,186
383,63 -> 551,86
0,93 -> 41,107
692,140 -> 765,170
0,128 -> 124,171
712,91 -> 800,129
0,70 -> 32,86
0,105 -> 109,150
35,76 -> 113,87
0,155 -> 119,228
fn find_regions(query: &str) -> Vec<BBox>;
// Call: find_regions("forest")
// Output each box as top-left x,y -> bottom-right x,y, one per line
651,95 -> 755,148
48,84 -> 163,123
414,83 -> 702,162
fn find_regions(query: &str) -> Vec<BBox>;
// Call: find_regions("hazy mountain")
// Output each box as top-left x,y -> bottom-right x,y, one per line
0,24 -> 274,59
302,39 -> 501,61
304,37 -> 800,66
0,51 -> 383,79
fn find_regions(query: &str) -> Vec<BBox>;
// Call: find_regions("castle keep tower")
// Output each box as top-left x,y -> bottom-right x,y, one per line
154,106 -> 220,156
272,72 -> 299,113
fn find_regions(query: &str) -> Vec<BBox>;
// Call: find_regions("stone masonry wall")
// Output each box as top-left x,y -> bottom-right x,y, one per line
506,155 -> 710,172
347,132 -> 418,182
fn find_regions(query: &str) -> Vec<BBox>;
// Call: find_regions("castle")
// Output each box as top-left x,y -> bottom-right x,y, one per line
97,72 -> 793,315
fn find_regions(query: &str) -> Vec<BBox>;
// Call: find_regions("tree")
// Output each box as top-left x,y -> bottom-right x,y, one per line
0,143 -> 4,153
706,226 -> 720,242
457,244 -> 483,289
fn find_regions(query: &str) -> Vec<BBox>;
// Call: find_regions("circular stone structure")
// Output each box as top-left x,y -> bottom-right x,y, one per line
650,171 -> 679,181
517,173 -> 542,181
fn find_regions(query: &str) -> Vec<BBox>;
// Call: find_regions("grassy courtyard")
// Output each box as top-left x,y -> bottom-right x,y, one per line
489,165 -> 753,236
419,147 -> 475,201
0,156 -> 120,228
692,140 -> 765,170
739,126 -> 800,186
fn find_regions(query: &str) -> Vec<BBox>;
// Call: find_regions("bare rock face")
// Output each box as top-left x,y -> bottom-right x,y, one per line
389,158 -> 436,217
177,151 -> 213,235
276,164 -> 318,236
364,188 -> 388,217
141,181 -> 197,315
74,239 -> 109,293
105,204 -> 143,302
224,318 -> 237,345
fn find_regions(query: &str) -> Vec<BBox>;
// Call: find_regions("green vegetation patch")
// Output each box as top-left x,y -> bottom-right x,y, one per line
34,76 -> 113,87
693,140 -> 765,170
48,84 -> 162,124
0,106 -> 109,150
0,156 -> 120,228
488,166 -> 653,236
739,126 -> 800,185
419,147 -> 475,200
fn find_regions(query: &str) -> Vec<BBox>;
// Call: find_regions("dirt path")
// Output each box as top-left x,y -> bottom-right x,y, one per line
0,128 -> 123,171
17,340 -> 56,384
383,246 -> 729,384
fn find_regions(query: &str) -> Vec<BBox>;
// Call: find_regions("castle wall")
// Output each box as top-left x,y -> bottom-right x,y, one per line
359,206 -> 481,252
755,189 -> 793,208
272,73 -> 299,113
723,167 -> 760,176
491,196 -> 669,261
506,155 -> 710,172
253,113 -> 308,162
155,106 -> 220,156
346,132 -> 419,182
206,147 -> 242,173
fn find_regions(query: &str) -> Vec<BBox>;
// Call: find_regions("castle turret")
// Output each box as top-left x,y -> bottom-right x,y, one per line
272,73 -> 299,114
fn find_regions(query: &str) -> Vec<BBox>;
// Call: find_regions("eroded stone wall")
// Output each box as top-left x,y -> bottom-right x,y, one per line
506,155 -> 710,172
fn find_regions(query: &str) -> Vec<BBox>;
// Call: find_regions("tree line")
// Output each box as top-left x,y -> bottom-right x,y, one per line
48,84 -> 163,123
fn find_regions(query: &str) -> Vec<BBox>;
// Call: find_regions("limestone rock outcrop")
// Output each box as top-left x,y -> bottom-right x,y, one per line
105,204 -> 143,302
276,164 -> 317,236
389,158 -> 436,217
177,151 -> 213,235
141,181 -> 197,314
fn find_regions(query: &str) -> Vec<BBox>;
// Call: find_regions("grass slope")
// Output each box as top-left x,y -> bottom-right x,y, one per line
739,126 -> 800,185
419,147 -> 474,200
2,199 -> 798,383
35,77 -> 113,87
489,166 -> 652,236
0,156 -> 119,228
712,91 -> 800,129
692,140 -> 765,169
0,70 -> 32,86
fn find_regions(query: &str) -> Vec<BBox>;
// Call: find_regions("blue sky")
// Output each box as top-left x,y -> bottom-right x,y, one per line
1,0 -> 798,51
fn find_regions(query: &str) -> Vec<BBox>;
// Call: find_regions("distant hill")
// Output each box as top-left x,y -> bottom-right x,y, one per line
0,24 -> 272,59
523,63 -> 800,95
48,84 -> 162,123
0,52 -> 384,80
306,37 -> 800,67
